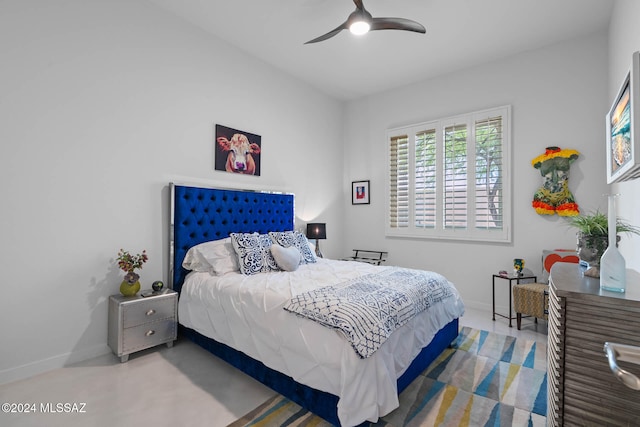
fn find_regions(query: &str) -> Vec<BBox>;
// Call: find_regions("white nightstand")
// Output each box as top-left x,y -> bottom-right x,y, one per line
108,289 -> 178,362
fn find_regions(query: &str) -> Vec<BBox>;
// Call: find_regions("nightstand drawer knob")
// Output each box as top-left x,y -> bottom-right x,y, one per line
145,330 -> 155,337
146,309 -> 156,316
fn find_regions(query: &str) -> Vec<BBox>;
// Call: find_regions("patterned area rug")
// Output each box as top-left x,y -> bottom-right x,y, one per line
228,326 -> 547,427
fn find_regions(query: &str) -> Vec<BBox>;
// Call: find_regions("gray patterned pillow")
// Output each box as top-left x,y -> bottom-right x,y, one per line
269,231 -> 317,264
230,232 -> 279,275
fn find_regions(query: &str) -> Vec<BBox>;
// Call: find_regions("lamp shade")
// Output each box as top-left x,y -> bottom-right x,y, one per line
306,223 -> 326,240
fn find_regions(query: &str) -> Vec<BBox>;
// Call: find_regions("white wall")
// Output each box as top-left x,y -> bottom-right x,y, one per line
0,0 -> 344,384
343,31 -> 610,311
0,0 -> 622,385
608,0 -> 640,272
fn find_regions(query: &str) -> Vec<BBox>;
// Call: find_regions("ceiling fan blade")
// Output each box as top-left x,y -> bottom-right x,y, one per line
305,22 -> 348,44
370,17 -> 426,34
304,1 -> 424,44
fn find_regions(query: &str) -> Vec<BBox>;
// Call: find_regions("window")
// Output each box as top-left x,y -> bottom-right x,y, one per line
387,106 -> 511,242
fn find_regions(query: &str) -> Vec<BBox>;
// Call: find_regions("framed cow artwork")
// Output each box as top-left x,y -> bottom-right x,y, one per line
215,124 -> 261,176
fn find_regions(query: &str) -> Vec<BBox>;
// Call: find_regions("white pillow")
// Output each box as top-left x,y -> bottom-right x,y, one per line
269,231 -> 317,264
270,244 -> 301,272
230,232 -> 279,275
182,237 -> 239,275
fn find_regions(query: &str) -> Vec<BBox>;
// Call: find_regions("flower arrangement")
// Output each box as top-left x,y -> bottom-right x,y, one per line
117,249 -> 148,284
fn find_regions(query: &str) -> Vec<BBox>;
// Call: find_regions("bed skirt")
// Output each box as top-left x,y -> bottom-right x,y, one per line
179,318 -> 459,426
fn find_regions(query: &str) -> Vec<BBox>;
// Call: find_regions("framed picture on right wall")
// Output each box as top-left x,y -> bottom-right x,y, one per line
352,180 -> 370,205
606,51 -> 640,183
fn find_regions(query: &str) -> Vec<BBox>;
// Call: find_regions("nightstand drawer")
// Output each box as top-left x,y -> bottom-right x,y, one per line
108,289 -> 178,362
122,297 -> 174,328
122,319 -> 176,354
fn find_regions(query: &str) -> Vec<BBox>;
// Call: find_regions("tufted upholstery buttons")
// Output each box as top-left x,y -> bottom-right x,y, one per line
172,186 -> 294,291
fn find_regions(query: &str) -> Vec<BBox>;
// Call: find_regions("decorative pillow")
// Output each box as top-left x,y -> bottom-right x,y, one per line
269,231 -> 317,264
541,249 -> 579,283
230,232 -> 279,275
270,244 -> 301,272
182,237 -> 239,275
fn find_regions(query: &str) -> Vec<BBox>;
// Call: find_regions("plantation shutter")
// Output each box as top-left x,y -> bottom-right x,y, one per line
443,124 -> 467,229
415,128 -> 436,228
389,135 -> 409,229
386,105 -> 510,242
474,115 -> 503,229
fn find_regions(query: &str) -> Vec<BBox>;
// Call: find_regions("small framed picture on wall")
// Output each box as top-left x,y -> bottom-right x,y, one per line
352,180 -> 370,205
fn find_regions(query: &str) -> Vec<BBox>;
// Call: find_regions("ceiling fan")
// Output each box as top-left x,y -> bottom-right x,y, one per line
305,0 -> 426,44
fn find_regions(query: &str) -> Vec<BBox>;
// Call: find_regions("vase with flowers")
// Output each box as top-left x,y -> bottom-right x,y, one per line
116,249 -> 148,296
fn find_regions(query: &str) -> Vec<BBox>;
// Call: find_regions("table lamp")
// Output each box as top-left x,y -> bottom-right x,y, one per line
306,223 -> 326,258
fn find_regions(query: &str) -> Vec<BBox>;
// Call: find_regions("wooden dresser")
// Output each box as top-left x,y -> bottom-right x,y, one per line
547,262 -> 640,426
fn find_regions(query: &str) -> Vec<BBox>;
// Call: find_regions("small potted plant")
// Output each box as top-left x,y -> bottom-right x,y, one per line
116,249 -> 148,296
566,211 -> 640,270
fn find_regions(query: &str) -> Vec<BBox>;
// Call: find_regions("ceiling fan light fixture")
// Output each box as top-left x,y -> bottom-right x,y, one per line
349,20 -> 370,35
304,0 -> 426,45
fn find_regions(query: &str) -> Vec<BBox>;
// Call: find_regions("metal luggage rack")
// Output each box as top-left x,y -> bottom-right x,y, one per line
345,249 -> 388,266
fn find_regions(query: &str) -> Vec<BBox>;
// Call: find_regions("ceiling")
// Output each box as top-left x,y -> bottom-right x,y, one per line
145,0 -> 614,101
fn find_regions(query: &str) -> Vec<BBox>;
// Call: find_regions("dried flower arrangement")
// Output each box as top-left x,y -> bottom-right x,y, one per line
116,249 -> 148,284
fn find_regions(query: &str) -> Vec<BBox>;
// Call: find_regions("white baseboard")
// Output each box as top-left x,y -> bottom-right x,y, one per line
462,300 -> 492,313
0,344 -> 111,386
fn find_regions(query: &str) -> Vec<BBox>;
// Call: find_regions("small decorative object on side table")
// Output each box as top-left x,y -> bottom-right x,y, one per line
151,280 -> 164,292
116,248 -> 148,297
513,258 -> 525,276
492,271 -> 537,327
108,288 -> 177,362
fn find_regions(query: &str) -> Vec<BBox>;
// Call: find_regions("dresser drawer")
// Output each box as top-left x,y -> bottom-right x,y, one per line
122,297 -> 175,328
122,319 -> 177,354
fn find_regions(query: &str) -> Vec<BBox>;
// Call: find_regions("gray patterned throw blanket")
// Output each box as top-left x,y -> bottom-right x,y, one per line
283,267 -> 456,358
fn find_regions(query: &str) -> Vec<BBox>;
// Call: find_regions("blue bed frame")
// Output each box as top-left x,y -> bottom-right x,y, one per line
169,183 -> 459,426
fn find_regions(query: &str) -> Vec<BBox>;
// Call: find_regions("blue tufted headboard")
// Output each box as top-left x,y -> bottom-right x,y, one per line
170,183 -> 295,293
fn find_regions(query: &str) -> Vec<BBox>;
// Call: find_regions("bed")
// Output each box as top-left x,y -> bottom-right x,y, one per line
169,183 -> 464,426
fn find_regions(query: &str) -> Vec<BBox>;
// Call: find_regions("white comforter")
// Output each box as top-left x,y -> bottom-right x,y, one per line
178,258 -> 465,426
